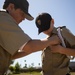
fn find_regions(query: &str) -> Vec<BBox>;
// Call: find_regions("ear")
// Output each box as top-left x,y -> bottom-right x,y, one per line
7,3 -> 15,11
51,19 -> 54,25
50,19 -> 54,26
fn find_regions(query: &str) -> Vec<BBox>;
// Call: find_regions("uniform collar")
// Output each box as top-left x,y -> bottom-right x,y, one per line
0,9 -> 9,13
51,27 -> 58,36
0,9 -> 6,12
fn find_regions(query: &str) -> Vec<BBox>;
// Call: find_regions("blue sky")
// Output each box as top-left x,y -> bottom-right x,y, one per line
0,0 -> 75,68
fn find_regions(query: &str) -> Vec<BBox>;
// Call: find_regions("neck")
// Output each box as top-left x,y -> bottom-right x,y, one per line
47,32 -> 51,36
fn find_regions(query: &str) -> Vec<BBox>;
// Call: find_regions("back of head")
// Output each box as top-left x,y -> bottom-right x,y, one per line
3,0 -> 20,9
3,0 -> 34,20
35,13 -> 52,34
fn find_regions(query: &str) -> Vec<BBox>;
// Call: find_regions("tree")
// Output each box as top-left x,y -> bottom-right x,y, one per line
14,62 -> 21,74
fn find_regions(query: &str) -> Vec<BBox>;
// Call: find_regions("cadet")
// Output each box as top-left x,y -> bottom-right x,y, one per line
35,13 -> 75,75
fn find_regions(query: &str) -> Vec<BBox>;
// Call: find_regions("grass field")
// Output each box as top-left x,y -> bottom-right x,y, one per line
12,72 -> 75,75
71,72 -> 75,75
13,72 -> 41,75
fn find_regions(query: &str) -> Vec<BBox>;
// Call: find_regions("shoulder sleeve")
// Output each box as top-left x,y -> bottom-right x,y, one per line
0,12 -> 31,55
61,27 -> 75,48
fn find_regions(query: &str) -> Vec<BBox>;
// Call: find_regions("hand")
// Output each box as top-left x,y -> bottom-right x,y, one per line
51,45 -> 75,57
48,35 -> 61,45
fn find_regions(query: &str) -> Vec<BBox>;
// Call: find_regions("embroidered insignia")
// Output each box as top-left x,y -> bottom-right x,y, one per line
37,20 -> 41,25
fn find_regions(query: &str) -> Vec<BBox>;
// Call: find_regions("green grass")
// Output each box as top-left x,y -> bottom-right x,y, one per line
71,72 -> 75,75
13,72 -> 41,75
12,72 -> 75,75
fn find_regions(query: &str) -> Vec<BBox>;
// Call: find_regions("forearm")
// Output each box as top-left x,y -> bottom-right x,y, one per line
22,35 -> 60,55
12,39 -> 49,59
12,51 -> 28,60
23,39 -> 53,54
12,39 -> 52,59
60,47 -> 75,56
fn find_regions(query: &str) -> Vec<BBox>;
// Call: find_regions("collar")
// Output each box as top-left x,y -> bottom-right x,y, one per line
51,27 -> 58,36
0,9 -> 9,14
0,9 -> 6,12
